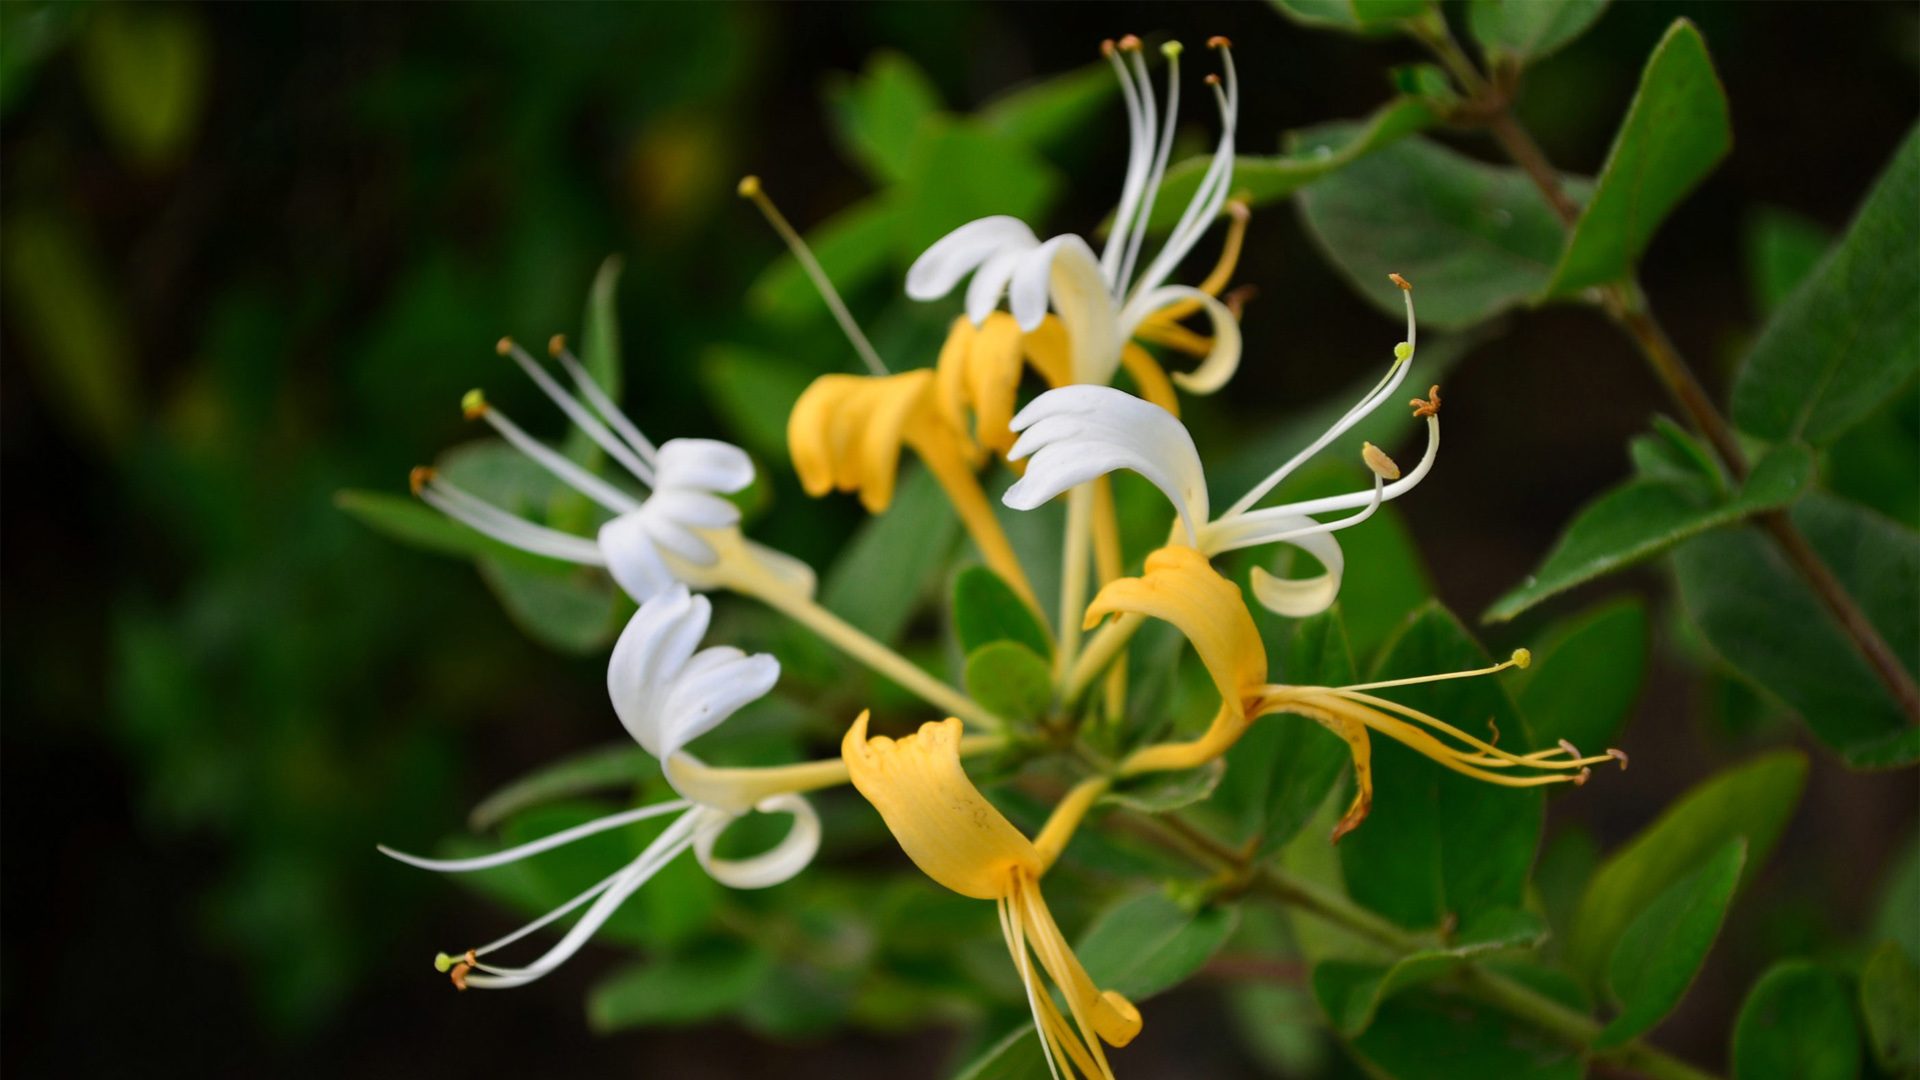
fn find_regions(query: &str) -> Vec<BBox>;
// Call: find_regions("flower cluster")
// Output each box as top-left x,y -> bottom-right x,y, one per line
380,32 -> 1621,1077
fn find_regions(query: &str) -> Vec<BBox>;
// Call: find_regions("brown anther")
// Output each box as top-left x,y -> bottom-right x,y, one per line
495,336 -> 514,357
1101,38 -> 1116,57
1223,284 -> 1257,320
449,950 -> 477,991
548,334 -> 566,358
409,466 -> 435,497
1362,442 -> 1401,481
1205,73 -> 1221,86
1410,385 -> 1442,418
1558,738 -> 1582,759
1486,718 -> 1501,747
1227,198 -> 1250,222
1208,35 -> 1232,49
1608,748 -> 1630,770
1118,34 -> 1142,50
1574,767 -> 1592,787
1389,273 -> 1411,291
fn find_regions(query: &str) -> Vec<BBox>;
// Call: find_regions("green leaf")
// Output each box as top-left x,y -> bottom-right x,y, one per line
76,4 -> 208,170
467,743 -> 658,831
1744,206 -> 1832,318
1077,891 -> 1239,1001
1101,759 -> 1225,814
1313,907 -> 1548,1035
950,1026 -> 1050,1080
1216,608 -> 1358,852
1674,493 -> 1920,767
1145,97 -> 1438,232
978,62 -> 1116,152
1732,124 -> 1920,446
1,2 -> 80,118
588,941 -> 774,1031
962,641 -> 1052,724
893,121 -> 1061,263
1543,20 -> 1730,296
746,196 -> 902,327
952,565 -> 1052,659
1514,598 -> 1647,754
1484,442 -> 1814,622
1467,0 -> 1610,67
580,254 -> 623,402
1349,986 -> 1585,1080
698,343 -> 815,464
0,212 -> 138,452
1272,0 -> 1435,36
1339,603 -> 1541,931
1732,962 -> 1863,1080
334,489 -> 575,574
1862,941 -> 1920,1073
824,50 -> 944,185
1296,131 -> 1586,330
477,557 -> 622,655
821,463 -> 959,644
1565,750 -> 1805,983
1595,837 -> 1745,1047
1876,840 -> 1920,965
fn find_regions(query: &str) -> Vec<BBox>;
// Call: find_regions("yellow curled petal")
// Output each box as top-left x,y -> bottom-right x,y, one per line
967,312 -> 1026,456
1021,313 -> 1075,389
856,370 -> 933,513
1120,342 -> 1180,417
842,713 -> 1041,900
787,372 -> 952,513
1084,545 -> 1266,720
935,316 -> 976,437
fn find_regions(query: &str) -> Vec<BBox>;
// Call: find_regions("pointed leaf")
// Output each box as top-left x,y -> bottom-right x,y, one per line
824,50 -> 944,185
1732,962 -> 1862,1080
978,62 -> 1117,152
952,564 -> 1052,659
1468,0 -> 1610,67
1544,20 -> 1730,295
1077,891 -> 1239,1001
1595,837 -> 1745,1046
963,641 -> 1052,724
1272,0 -> 1435,36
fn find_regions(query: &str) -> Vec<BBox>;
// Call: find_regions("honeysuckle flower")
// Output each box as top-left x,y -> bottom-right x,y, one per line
843,713 -> 1140,1079
1003,279 -> 1437,619
906,36 -> 1246,411
378,586 -> 822,990
411,335 -> 815,604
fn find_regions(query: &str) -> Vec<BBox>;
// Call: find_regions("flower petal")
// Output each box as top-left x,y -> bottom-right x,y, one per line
966,247 -> 1026,325
1247,528 -> 1345,618
599,511 -> 679,602
694,792 -> 821,889
906,216 -> 1038,301
1002,385 -> 1207,543
1125,285 -> 1241,395
655,438 -> 754,494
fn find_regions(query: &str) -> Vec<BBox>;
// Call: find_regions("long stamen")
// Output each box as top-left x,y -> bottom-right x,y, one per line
415,470 -> 608,564
547,335 -> 659,467
737,176 -> 888,378
1116,41 -> 1182,300
1129,40 -> 1236,308
463,390 -> 642,514
1337,649 -> 1532,695
377,799 -> 691,872
496,338 -> 655,487
1099,35 -> 1154,288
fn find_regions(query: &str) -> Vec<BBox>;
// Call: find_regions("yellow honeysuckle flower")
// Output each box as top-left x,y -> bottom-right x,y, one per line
843,713 -> 1141,1079
936,311 -> 1069,458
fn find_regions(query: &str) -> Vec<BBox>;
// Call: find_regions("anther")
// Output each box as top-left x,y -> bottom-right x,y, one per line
1486,718 -> 1501,746
1608,748 -> 1630,770
1223,284 -> 1257,320
1510,648 -> 1531,669
409,466 -> 435,497
1558,738 -> 1582,759
461,389 -> 488,420
1101,39 -> 1116,57
736,175 -> 761,198
1205,73 -> 1221,86
1362,442 -> 1401,481
1162,40 -> 1183,58
1118,34 -> 1142,51
1389,273 -> 1411,291
1573,767 -> 1591,787
1208,35 -> 1232,49
548,334 -> 566,358
1410,385 -> 1441,418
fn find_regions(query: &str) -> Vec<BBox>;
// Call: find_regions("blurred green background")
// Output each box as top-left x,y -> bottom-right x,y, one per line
2,2 -> 1914,1076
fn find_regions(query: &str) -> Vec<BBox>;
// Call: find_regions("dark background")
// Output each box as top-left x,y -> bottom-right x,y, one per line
4,2 -> 1915,1076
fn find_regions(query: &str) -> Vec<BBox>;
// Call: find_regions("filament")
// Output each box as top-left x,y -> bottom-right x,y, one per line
738,176 -> 888,377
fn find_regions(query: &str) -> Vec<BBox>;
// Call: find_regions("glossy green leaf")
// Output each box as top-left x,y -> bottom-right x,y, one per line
699,343 -> 815,464
1339,603 -> 1541,931
1101,758 -> 1225,814
747,196 -> 901,326
1349,986 -> 1585,1080
978,62 -> 1116,151
0,213 -> 138,452
1862,941 -> 1920,1073
893,121 -> 1060,263
1732,124 -> 1919,446
1514,598 -> 1647,754
467,742 -> 658,831
76,4 -> 208,170
1216,608 -> 1358,853
1297,130 -> 1585,330
1077,891 -> 1239,1001
1595,837 -> 1745,1046
825,50 -> 944,185
1144,97 -> 1437,232
1544,20 -> 1730,295
1272,0 -> 1434,36
588,941 -> 774,1031
952,565 -> 1052,659
1566,750 -> 1805,983
1744,206 -> 1832,317
951,1026 -> 1050,1080
1313,907 -> 1547,1035
962,641 -> 1052,724
822,463 -> 959,644
1485,442 -> 1814,622
1468,0 -> 1610,67
1675,493 -> 1920,767
1732,962 -> 1862,1080
334,490 -> 573,575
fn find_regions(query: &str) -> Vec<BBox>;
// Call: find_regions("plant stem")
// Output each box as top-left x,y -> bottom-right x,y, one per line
1055,484 -> 1095,684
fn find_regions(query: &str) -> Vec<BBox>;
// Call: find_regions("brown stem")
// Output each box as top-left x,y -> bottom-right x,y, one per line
1486,109 -> 1582,225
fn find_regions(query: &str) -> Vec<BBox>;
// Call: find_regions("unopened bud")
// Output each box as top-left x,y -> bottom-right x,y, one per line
461,389 -> 487,420
1361,442 -> 1400,481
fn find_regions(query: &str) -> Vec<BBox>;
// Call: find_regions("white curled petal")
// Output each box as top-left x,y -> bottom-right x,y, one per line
1125,285 -> 1242,395
1046,236 -> 1122,384
607,586 -> 703,754
1247,529 -> 1344,618
906,216 -> 1039,300
1008,237 -> 1070,331
655,438 -> 754,494
695,793 -> 821,889
657,649 -> 781,764
1002,385 -> 1207,541
965,248 -> 1026,325
643,488 -> 741,532
599,512 -> 679,602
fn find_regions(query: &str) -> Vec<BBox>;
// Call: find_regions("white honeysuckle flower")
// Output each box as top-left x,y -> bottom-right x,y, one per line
1004,283 -> 1436,617
905,35 -> 1242,392
412,335 -> 816,604
378,585 -> 820,990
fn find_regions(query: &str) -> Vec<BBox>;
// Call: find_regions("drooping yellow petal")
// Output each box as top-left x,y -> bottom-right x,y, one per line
841,713 -> 1041,900
1085,545 -> 1266,723
1119,342 -> 1180,417
1021,314 -> 1076,390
